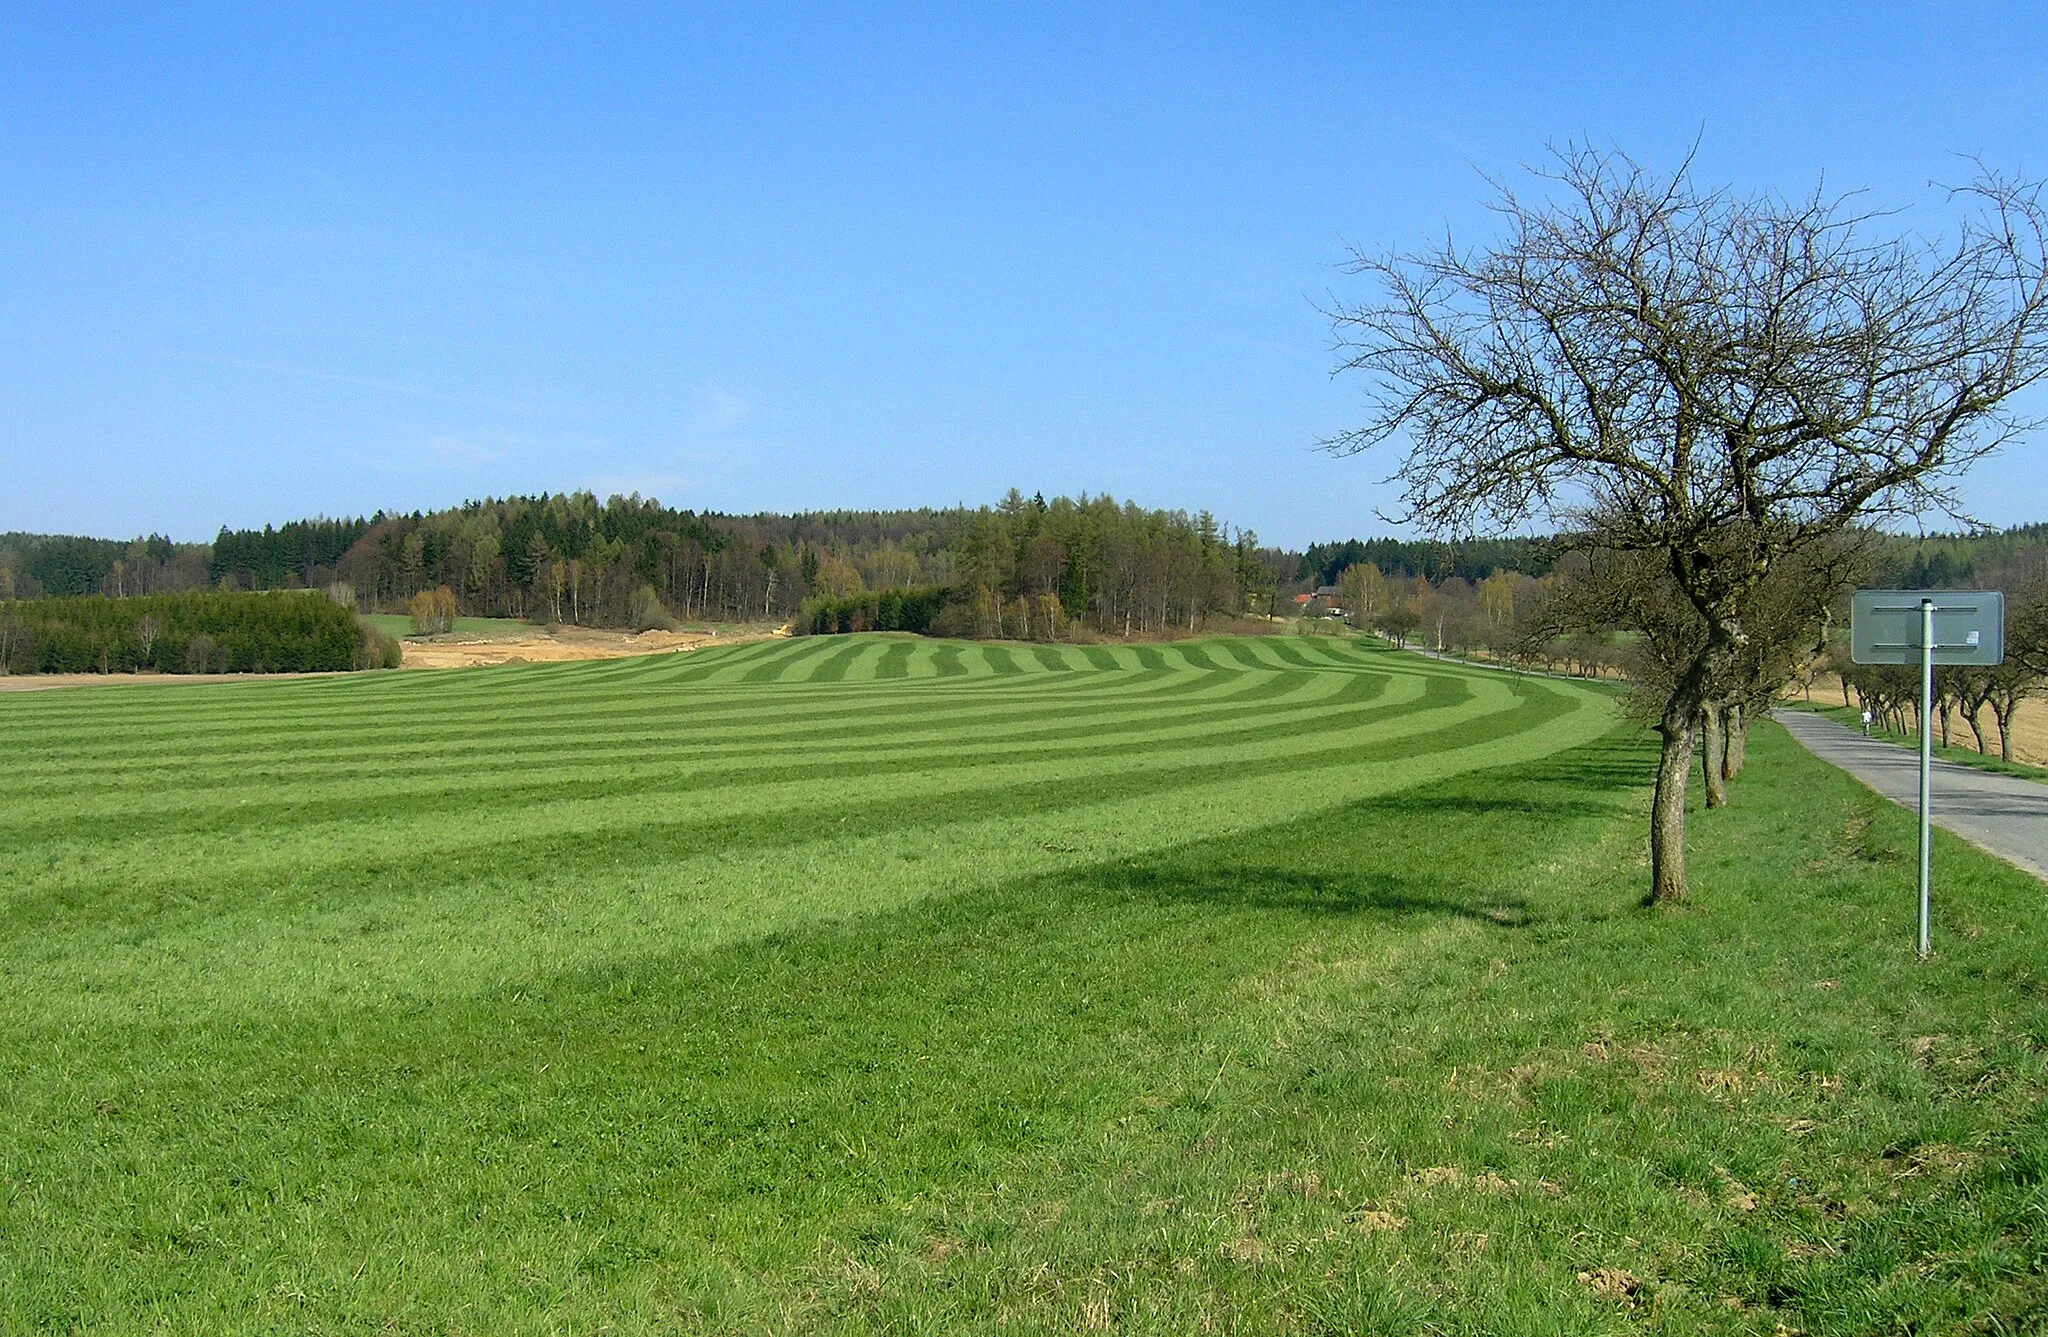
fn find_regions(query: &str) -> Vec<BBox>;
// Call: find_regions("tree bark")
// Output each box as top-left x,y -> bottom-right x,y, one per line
1722,702 -> 1746,779
1650,711 -> 1697,904
1700,704 -> 1728,808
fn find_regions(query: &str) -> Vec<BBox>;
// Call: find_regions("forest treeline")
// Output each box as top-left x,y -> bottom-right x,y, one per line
0,533 -> 210,599
0,591 -> 396,675
10,505 -> 2048,648
1309,532 -> 2048,763
1294,535 -> 1555,586
329,489 -> 1286,636
1301,527 -> 2048,660
3,492 -> 1293,638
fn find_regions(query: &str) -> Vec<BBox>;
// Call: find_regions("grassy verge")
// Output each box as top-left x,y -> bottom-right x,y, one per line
2,641 -> 2042,1333
1781,698 -> 2048,783
359,613 -> 539,639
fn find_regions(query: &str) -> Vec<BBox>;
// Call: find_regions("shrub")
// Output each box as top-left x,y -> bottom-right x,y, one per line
798,585 -> 955,636
629,586 -> 676,632
183,632 -> 219,674
356,621 -> 403,670
408,587 -> 458,636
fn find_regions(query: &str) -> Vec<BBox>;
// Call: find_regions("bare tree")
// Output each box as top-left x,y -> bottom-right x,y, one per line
134,614 -> 162,669
0,612 -> 21,675
1328,145 -> 2048,902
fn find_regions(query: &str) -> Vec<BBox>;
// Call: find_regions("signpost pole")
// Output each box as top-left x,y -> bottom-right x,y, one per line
1850,588 -> 2002,960
1918,597 -> 1933,960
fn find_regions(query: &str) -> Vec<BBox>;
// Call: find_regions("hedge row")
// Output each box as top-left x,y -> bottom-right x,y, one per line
797,585 -> 954,636
0,591 -> 395,675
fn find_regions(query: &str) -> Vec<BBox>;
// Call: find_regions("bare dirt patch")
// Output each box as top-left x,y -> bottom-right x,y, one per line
0,625 -> 785,689
400,624 -> 781,669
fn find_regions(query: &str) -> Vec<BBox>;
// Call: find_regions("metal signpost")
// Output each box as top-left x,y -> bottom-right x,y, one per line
1848,590 -> 2005,958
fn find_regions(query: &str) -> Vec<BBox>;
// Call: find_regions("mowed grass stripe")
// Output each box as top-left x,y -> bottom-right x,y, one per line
0,648 -> 1320,783
0,663 -> 1611,1018
874,641 -> 915,679
0,650 -> 1382,797
0,666 -> 1359,820
0,668 -> 1410,844
1,634 -> 1313,755
0,655 -> 1490,876
0,662 -> 1418,818
0,672 -> 1431,869
0,671 -> 1590,942
0,647 -> 1554,840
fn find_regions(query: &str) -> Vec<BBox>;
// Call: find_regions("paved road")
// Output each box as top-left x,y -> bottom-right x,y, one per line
1775,709 -> 2048,882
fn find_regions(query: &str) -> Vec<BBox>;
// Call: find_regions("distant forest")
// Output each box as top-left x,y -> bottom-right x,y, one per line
7,508 -> 2046,639
1295,535 -> 1557,586
4,493 -> 1293,637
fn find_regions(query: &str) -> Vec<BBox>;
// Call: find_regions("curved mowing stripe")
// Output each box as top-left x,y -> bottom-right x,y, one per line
0,635 -> 1618,1015
800,638 -> 880,683
4,670 -> 1413,846
1,676 -> 1594,946
739,637 -> 839,682
873,641 -> 915,679
1081,646 -> 1124,671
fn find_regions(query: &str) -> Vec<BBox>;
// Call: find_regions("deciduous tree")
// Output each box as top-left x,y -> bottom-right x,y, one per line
1329,145 -> 2048,902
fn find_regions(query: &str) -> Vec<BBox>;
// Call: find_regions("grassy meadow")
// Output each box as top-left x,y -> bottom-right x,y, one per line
358,613 -> 540,640
2,636 -> 2044,1333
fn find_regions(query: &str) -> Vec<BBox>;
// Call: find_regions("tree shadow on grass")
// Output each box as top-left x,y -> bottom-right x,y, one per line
1101,863 -> 1536,927
1064,733 -> 1659,930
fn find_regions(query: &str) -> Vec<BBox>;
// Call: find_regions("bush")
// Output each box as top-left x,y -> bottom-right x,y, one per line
0,591 -> 366,675
798,585 -> 955,636
629,586 -> 676,632
356,621 -> 403,670
408,587 -> 458,636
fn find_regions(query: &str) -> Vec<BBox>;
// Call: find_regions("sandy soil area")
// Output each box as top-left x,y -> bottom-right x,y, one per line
399,624 -> 780,669
1800,672 -> 2048,767
0,625 -> 785,689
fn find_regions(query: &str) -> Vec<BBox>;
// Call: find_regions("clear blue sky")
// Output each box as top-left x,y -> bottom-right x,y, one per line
5,4 -> 2046,546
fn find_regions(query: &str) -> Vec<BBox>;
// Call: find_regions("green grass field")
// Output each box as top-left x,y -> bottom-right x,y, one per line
3,636 -> 2044,1333
359,613 -> 539,640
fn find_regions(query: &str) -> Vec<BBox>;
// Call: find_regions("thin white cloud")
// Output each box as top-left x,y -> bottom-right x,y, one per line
690,387 -> 751,435
423,435 -> 508,466
158,348 -> 538,416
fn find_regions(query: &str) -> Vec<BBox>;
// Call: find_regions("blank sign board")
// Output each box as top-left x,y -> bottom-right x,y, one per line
1849,590 -> 2004,666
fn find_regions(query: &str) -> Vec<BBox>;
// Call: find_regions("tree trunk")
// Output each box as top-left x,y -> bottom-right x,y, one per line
1722,702 -> 1746,779
1700,705 -> 1728,808
1650,711 -> 1696,904
1992,698 -> 2015,762
1965,704 -> 1988,754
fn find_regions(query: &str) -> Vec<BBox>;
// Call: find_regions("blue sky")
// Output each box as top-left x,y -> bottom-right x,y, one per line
5,4 -> 2047,546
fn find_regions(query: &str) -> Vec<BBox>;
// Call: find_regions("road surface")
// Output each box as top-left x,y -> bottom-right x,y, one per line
1774,708 -> 2048,882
